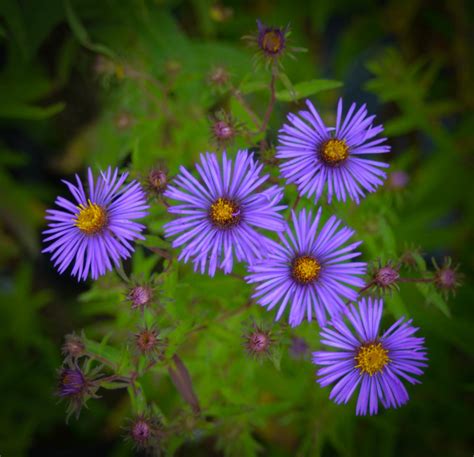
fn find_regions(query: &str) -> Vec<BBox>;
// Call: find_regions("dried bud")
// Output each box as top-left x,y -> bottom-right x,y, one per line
371,261 -> 400,294
128,285 -> 153,310
57,363 -> 100,421
433,257 -> 463,297
388,171 -> 409,190
62,332 -> 85,362
145,165 -> 168,198
210,110 -> 240,149
134,326 -> 164,360
243,322 -> 274,359
208,66 -> 230,87
126,413 -> 163,451
400,246 -> 422,270
115,111 -> 133,130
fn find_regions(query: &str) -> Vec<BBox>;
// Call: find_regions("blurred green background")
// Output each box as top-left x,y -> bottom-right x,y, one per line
0,0 -> 473,455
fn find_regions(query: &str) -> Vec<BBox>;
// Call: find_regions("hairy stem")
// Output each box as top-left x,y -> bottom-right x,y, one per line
259,71 -> 277,134
230,85 -> 261,127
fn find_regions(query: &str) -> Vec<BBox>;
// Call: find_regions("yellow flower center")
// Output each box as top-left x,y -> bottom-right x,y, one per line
262,31 -> 283,54
74,200 -> 108,235
209,198 -> 240,228
355,342 -> 389,376
292,256 -> 321,284
320,138 -> 349,166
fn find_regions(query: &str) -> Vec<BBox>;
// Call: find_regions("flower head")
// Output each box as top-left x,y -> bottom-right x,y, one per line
43,168 -> 149,281
243,20 -> 304,68
246,208 -> 366,327
61,332 -> 86,362
134,326 -> 164,361
126,412 -> 163,451
208,66 -> 230,88
164,150 -> 287,276
388,170 -> 409,190
57,363 -> 100,420
289,336 -> 309,359
128,284 -> 153,309
256,20 -> 288,59
277,98 -> 390,204
243,322 -> 275,359
312,298 -> 427,416
209,110 -> 241,149
371,260 -> 400,294
433,257 -> 463,297
145,164 -> 168,198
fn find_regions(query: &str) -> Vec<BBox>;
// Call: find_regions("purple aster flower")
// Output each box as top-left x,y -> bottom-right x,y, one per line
277,98 -> 390,203
164,150 -> 287,276
57,363 -> 101,420
245,208 -> 366,327
43,168 -> 149,281
58,367 -> 88,398
312,298 -> 427,416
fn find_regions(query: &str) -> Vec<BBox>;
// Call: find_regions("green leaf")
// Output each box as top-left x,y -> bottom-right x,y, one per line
276,79 -> 342,102
239,80 -> 268,94
415,283 -> 451,317
64,0 -> 115,59
0,101 -> 65,120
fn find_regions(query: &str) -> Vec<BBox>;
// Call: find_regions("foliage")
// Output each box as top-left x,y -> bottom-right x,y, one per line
0,0 -> 472,456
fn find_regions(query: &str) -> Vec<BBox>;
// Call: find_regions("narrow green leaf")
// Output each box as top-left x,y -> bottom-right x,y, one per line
64,0 -> 115,59
276,79 -> 342,102
0,101 -> 65,120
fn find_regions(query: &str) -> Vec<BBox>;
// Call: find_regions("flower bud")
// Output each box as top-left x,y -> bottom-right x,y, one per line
388,171 -> 409,190
433,257 -> 463,297
62,332 -> 86,362
126,413 -> 162,451
371,261 -> 400,294
128,285 -> 153,310
57,363 -> 100,421
145,166 -> 168,198
208,66 -> 230,87
133,326 -> 165,362
243,322 -> 274,359
289,336 -> 309,359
